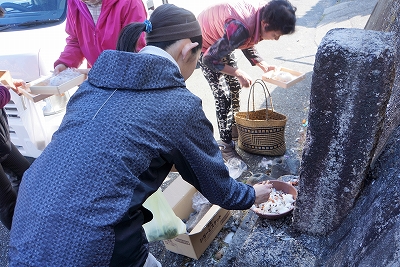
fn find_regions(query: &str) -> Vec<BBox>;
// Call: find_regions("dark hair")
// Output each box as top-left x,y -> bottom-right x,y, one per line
261,0 -> 297,35
116,4 -> 202,54
0,6 -> 5,18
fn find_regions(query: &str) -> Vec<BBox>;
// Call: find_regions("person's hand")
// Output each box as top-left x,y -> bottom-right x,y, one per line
1,79 -> 28,95
12,79 -> 26,88
54,64 -> 67,75
234,69 -> 253,88
257,61 -> 275,73
11,79 -> 29,95
253,181 -> 273,205
77,68 -> 91,75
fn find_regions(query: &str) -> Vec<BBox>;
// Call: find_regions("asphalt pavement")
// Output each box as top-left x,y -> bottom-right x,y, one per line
0,0 -> 378,266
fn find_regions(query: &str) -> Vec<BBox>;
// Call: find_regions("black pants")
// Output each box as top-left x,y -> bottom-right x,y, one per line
110,207 -> 152,267
0,143 -> 30,230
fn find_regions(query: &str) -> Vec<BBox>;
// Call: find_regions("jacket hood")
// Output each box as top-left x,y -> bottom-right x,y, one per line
87,50 -> 186,91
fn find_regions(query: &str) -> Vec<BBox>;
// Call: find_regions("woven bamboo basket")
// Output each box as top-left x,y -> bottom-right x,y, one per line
234,79 -> 287,156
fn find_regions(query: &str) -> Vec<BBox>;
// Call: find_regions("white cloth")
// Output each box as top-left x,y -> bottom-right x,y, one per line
143,253 -> 162,267
86,3 -> 102,24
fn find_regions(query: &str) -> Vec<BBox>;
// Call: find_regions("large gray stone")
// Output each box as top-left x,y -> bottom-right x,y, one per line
292,28 -> 395,235
365,0 -> 400,166
320,125 -> 400,266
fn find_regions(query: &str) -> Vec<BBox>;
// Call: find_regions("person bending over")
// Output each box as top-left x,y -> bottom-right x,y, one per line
197,0 -> 296,161
9,4 -> 272,267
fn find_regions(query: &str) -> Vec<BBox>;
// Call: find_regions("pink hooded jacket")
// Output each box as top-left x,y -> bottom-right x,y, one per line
197,0 -> 265,53
54,0 -> 147,68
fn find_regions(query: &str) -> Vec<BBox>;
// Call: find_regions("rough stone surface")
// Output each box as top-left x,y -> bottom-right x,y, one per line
292,28 -> 396,235
365,0 -> 400,166
320,125 -> 400,266
226,216 -> 320,267
269,156 -> 300,179
215,212 -> 260,267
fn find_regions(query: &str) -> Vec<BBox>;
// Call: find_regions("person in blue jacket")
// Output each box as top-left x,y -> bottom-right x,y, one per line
9,4 -> 272,267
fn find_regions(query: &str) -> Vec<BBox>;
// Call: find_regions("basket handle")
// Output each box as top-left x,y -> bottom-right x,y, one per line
246,79 -> 274,120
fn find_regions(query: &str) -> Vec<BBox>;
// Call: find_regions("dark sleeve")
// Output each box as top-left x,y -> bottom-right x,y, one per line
0,86 -> 11,109
175,96 -> 256,210
202,20 -> 251,72
241,46 -> 264,66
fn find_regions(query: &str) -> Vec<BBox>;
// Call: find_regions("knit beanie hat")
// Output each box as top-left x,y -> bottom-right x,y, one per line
143,4 -> 202,43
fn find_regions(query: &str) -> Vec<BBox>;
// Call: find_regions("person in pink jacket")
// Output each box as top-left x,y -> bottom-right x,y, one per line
197,0 -> 296,162
54,0 -> 148,74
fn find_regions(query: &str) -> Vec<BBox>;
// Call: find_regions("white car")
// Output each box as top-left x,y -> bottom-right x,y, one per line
0,0 -> 69,157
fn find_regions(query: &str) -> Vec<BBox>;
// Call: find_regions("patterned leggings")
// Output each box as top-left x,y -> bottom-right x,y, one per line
199,52 -> 241,144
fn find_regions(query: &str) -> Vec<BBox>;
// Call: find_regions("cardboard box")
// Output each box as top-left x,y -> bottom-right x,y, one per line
162,176 -> 232,259
29,73 -> 86,95
262,67 -> 305,88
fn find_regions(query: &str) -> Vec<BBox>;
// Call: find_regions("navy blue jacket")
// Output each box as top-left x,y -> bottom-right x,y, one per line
9,50 -> 255,266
